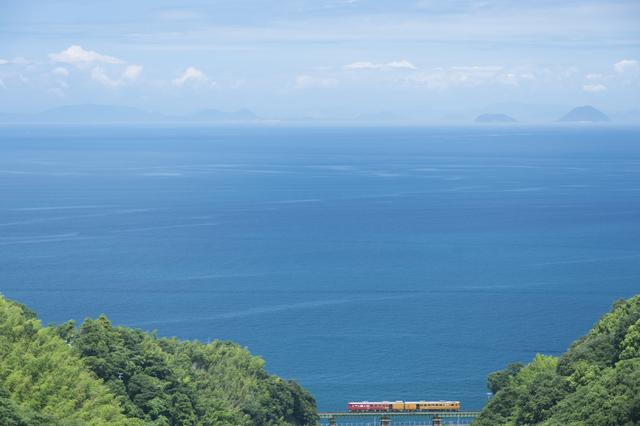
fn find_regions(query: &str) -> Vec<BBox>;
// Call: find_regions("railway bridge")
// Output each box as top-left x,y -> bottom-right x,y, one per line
318,411 -> 480,426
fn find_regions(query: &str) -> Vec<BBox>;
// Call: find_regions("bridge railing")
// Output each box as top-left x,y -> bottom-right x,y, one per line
317,411 -> 480,426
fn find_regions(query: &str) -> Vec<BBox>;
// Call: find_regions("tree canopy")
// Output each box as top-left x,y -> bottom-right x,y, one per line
475,294 -> 640,426
0,295 -> 318,425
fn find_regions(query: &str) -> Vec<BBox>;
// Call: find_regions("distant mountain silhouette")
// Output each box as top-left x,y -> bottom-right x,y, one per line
0,105 -> 260,124
482,102 -> 567,123
0,105 -> 165,123
558,105 -> 610,122
191,108 -> 258,122
475,113 -> 517,123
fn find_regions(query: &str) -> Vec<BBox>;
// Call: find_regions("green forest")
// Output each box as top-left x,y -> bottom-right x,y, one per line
0,295 -> 317,426
474,294 -> 640,426
3,292 -> 640,426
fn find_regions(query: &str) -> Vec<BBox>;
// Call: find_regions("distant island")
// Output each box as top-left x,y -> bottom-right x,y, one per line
0,104 -> 629,125
475,294 -> 640,425
474,113 -> 517,123
558,105 -> 610,123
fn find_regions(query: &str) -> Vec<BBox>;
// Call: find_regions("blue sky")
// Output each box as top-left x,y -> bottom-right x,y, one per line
1,0 -> 639,120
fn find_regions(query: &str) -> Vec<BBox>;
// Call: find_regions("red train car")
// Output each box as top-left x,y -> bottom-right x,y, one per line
347,401 -> 392,412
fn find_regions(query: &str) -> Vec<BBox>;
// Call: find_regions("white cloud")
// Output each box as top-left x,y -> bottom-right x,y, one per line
52,67 -> 69,77
614,59 -> 639,74
406,65 -> 504,90
345,62 -> 377,70
49,45 -> 123,66
497,71 -> 535,86
295,75 -> 339,89
345,59 -> 417,70
0,57 -> 32,66
386,60 -> 417,70
582,83 -> 607,93
90,65 -> 143,87
400,65 -> 545,90
450,65 -> 503,76
123,64 -> 143,80
48,46 -> 142,89
173,67 -> 208,87
585,73 -> 603,81
91,66 -> 120,87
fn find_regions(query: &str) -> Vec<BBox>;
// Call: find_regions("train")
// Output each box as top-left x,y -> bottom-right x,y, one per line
348,401 -> 461,412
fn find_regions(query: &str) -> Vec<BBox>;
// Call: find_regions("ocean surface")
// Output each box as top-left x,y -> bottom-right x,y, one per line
1,125 -> 639,411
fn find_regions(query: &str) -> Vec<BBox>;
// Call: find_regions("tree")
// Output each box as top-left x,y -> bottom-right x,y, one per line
1,294 -> 318,425
487,363 -> 524,395
475,295 -> 640,426
0,296 -> 138,425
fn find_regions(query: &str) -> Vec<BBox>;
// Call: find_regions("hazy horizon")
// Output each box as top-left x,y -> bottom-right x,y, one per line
1,1 -> 639,123
0,103 -> 638,125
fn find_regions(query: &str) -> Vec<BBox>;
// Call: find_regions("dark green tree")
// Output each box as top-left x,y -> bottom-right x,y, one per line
1,294 -> 318,425
487,363 -> 524,395
475,295 -> 640,426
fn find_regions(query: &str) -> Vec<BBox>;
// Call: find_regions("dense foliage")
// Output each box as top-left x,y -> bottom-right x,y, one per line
475,295 -> 640,426
0,296 -> 137,425
0,295 -> 317,425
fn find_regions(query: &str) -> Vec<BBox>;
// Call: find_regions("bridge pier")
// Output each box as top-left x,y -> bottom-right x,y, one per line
380,415 -> 390,426
432,415 -> 442,426
328,416 -> 336,426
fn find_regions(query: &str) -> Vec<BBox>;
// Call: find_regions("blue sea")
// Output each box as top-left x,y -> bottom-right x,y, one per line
1,125 -> 639,411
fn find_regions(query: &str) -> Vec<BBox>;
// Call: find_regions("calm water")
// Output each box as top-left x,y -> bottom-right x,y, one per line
1,125 -> 639,411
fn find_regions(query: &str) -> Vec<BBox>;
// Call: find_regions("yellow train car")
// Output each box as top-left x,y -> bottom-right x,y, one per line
391,401 -> 405,411
403,402 -> 418,411
417,401 -> 460,411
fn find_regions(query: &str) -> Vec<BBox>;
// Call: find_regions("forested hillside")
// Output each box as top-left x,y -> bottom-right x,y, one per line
475,295 -> 640,426
0,295 -> 317,426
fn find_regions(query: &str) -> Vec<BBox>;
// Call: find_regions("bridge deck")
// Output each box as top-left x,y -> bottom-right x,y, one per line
319,411 -> 480,419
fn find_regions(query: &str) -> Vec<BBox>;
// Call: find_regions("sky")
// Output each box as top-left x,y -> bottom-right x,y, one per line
0,0 -> 639,121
